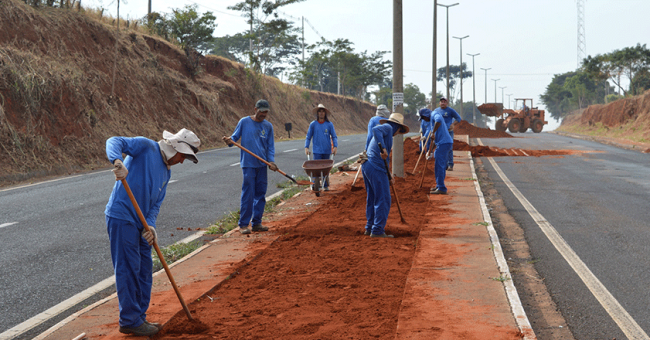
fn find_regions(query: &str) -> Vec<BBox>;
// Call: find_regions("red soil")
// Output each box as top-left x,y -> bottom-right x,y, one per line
454,120 -> 513,138
151,138 -> 522,339
453,140 -> 584,157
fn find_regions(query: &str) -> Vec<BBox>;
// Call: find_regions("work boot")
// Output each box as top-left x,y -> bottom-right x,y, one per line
119,322 -> 160,336
251,224 -> 269,232
447,165 -> 454,171
239,227 -> 251,234
430,188 -> 447,195
364,229 -> 371,236
144,320 -> 162,330
370,233 -> 394,238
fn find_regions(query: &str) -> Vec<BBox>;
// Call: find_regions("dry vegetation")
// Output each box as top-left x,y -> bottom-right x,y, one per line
0,0 -> 378,186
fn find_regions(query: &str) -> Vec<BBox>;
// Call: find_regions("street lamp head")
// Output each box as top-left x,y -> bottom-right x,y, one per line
467,53 -> 480,57
453,35 -> 469,40
480,67 -> 491,71
438,2 -> 459,8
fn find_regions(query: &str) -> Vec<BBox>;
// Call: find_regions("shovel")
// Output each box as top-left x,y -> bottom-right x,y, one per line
350,165 -> 363,191
411,133 -> 432,175
230,140 -> 311,185
377,142 -> 406,223
120,179 -> 194,321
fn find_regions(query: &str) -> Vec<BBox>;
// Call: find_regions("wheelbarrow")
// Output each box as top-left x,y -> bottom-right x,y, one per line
302,155 -> 334,197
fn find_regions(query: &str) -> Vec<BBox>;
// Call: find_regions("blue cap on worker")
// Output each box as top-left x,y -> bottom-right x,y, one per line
418,108 -> 432,119
255,99 -> 270,112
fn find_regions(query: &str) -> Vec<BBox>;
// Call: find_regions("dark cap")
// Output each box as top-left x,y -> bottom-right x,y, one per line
440,97 -> 448,102
255,99 -> 270,112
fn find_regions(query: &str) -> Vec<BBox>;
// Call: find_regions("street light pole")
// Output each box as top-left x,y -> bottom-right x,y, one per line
506,93 -> 512,109
467,53 -> 479,125
453,35 -> 468,119
491,79 -> 500,103
438,2 -> 459,101
499,86 -> 507,104
432,0 -> 437,108
480,67 -> 490,103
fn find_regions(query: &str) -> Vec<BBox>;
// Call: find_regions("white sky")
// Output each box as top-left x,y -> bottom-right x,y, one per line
89,0 -> 650,131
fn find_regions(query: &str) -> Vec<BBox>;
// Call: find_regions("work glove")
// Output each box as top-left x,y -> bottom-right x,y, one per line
380,148 -> 388,160
112,159 -> 128,181
268,162 -> 278,171
222,136 -> 234,147
426,151 -> 433,161
141,227 -> 157,246
357,151 -> 368,164
332,147 -> 337,156
305,148 -> 310,156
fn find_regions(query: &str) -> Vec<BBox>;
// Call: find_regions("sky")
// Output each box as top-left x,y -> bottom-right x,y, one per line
86,0 -> 650,131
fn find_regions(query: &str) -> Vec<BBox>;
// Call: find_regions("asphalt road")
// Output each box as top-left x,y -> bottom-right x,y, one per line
0,133 -> 369,336
479,132 -> 650,339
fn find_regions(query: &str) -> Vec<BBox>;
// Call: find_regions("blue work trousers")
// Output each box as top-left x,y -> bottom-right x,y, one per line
239,167 -> 268,227
447,131 -> 455,167
312,153 -> 331,188
362,162 -> 391,235
434,143 -> 453,193
106,216 -> 152,328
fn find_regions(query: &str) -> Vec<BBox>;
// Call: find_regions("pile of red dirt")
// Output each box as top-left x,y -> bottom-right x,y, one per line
152,138 -> 521,339
454,120 -> 513,138
453,140 -> 587,157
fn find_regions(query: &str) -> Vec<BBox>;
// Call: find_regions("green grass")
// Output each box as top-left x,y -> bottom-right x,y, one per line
152,240 -> 203,272
491,275 -> 511,282
472,222 -> 489,226
205,210 -> 240,235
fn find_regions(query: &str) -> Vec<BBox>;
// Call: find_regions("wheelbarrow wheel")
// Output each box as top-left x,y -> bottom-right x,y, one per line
312,176 -> 321,195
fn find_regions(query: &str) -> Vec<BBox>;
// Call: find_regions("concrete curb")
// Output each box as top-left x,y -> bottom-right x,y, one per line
470,136 -> 535,339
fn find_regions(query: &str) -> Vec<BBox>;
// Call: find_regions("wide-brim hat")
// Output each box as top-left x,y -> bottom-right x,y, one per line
162,128 -> 201,163
312,103 -> 331,115
379,113 -> 410,134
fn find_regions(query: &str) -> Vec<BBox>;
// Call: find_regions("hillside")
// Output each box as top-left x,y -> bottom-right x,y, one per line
0,0 -> 390,186
557,89 -> 650,151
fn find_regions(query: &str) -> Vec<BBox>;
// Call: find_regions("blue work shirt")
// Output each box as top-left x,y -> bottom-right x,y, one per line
230,116 -> 275,168
305,120 -> 337,154
433,107 -> 462,128
105,137 -> 170,228
366,123 -> 395,173
431,113 -> 454,145
365,116 -> 384,151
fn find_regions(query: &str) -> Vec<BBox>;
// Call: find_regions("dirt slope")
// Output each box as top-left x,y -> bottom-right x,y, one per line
558,89 -> 650,148
0,0 -> 386,186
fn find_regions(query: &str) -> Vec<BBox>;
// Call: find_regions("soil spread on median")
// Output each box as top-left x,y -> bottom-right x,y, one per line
454,120 -> 514,138
152,138 -> 523,340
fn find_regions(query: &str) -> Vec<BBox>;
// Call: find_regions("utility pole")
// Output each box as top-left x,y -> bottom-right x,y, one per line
432,0 -> 437,108
467,53 -> 479,124
148,0 -> 151,15
453,35 -> 468,118
492,79 -> 500,102
438,3 -> 459,101
392,0 -> 404,177
480,67 -> 490,103
499,86 -> 507,104
302,17 -> 305,70
506,93 -> 513,109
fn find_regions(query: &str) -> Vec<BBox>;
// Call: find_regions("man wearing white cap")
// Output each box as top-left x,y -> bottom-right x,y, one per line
305,103 -> 338,190
104,128 -> 200,336
363,113 -> 409,238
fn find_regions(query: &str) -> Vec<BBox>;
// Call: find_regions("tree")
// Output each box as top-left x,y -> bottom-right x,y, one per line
228,0 -> 304,76
436,63 -> 472,103
403,83 -> 426,116
167,5 -> 217,51
582,44 -> 650,96
540,70 -> 611,120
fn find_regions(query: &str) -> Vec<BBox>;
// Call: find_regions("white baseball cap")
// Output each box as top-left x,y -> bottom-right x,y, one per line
162,128 -> 200,163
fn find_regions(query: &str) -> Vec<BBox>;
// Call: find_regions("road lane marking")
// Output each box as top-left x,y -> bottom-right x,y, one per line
168,180 -> 178,184
230,162 -> 240,167
283,149 -> 297,153
0,222 -> 18,229
0,174 -> 85,192
478,138 -> 648,340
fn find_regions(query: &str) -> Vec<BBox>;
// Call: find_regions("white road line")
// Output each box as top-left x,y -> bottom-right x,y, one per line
342,139 -> 349,142
168,180 -> 178,184
283,149 -> 298,153
230,162 -> 240,167
478,138 -> 648,340
0,174 -> 86,192
0,222 -> 18,229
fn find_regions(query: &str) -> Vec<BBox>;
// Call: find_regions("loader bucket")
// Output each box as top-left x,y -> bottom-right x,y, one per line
477,103 -> 504,117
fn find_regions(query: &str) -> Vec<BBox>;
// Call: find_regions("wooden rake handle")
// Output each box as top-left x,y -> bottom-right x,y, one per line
229,140 -> 297,184
120,179 -> 193,320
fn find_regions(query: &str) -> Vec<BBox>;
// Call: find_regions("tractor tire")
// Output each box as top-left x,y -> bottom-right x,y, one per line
532,119 -> 544,133
519,123 -> 528,133
495,119 -> 506,132
508,119 -> 521,133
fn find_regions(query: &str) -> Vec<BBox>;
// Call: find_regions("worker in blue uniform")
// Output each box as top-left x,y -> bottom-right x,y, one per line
429,111 -> 454,194
432,97 -> 461,171
363,113 -> 409,238
223,99 -> 277,235
417,108 -> 433,155
364,104 -> 391,151
105,128 -> 200,336
305,104 -> 338,190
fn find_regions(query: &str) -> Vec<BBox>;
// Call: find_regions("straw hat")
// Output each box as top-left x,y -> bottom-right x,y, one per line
379,113 -> 410,134
312,103 -> 331,115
